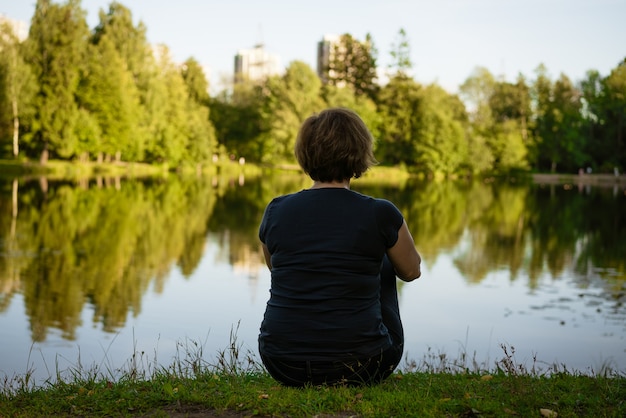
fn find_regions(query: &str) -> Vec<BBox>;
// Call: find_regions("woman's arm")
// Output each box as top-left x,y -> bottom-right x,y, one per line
386,220 -> 422,282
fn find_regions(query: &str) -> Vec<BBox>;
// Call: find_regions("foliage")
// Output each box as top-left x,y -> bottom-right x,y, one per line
1,1 -> 624,174
260,61 -> 325,163
23,0 -> 90,162
0,20 -> 35,159
326,33 -> 379,100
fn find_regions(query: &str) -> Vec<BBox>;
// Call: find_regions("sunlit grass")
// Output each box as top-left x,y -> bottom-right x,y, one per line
1,329 -> 624,417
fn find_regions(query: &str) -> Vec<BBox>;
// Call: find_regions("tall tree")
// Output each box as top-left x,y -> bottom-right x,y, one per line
601,59 -> 626,171
210,81 -> 266,162
388,28 -> 412,78
92,1 -> 155,160
78,33 -> 140,161
24,0 -> 90,162
180,58 -> 216,164
579,69 -> 604,166
261,61 -> 324,163
415,84 -> 468,176
488,77 -> 532,171
532,66 -> 585,172
181,57 -> 210,105
459,67 -> 497,173
143,45 -> 188,164
326,33 -> 378,100
376,75 -> 422,165
0,21 -> 35,158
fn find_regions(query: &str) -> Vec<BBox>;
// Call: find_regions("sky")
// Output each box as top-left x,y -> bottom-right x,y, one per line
1,0 -> 625,94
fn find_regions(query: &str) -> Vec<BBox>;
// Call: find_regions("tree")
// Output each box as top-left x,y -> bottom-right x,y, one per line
144,45 -> 188,164
376,75 -> 422,165
210,81 -> 266,161
532,65 -> 585,172
24,0 -> 90,162
415,84 -> 468,176
388,28 -> 412,78
261,61 -> 324,163
326,33 -> 378,100
601,59 -> 626,171
551,74 -> 586,171
579,69 -> 604,166
459,67 -> 497,173
78,33 -> 139,161
92,1 -> 156,160
181,57 -> 210,105
0,21 -> 35,158
180,58 -> 216,164
460,67 -> 531,173
488,77 -> 532,172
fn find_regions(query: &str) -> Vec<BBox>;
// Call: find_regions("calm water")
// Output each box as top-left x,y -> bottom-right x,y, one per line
0,173 -> 624,385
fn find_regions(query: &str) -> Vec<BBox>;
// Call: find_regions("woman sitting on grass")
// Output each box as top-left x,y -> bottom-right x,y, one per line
258,107 -> 422,387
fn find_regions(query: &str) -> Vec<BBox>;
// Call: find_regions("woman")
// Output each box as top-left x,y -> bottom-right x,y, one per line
258,107 -> 422,387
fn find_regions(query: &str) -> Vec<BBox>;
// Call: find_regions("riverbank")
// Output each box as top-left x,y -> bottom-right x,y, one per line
1,342 -> 624,417
0,158 -> 264,181
1,366 -> 623,417
532,172 -> 626,187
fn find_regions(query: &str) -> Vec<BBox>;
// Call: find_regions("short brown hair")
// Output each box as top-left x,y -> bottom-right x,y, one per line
295,108 -> 377,182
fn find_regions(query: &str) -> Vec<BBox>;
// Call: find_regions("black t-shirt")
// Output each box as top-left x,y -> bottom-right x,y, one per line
258,188 -> 404,361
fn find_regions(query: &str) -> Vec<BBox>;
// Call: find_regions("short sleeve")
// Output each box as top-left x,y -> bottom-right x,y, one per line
373,199 -> 404,248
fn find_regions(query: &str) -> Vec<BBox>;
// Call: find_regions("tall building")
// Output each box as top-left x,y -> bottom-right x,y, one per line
234,43 -> 281,84
316,34 -> 340,84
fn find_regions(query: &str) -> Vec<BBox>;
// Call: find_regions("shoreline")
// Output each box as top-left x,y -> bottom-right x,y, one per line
531,172 -> 626,187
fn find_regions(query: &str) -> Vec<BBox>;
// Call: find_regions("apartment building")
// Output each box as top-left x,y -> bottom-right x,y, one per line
233,43 -> 281,84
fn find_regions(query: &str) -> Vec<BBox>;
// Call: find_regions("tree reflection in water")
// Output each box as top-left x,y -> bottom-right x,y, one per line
0,173 -> 624,379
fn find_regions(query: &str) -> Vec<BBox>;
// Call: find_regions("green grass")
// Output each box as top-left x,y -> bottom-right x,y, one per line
1,339 -> 623,417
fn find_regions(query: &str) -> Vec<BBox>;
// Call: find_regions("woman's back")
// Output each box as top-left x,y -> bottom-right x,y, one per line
259,188 -> 403,360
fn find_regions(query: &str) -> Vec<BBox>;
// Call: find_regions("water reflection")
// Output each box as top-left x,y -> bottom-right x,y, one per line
0,173 -> 624,377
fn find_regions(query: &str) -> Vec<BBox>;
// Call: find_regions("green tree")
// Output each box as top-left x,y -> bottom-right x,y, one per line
24,0 -> 90,162
181,57 -> 210,105
92,1 -> 151,83
78,33 -> 139,161
532,65 -> 585,172
459,67 -> 497,173
601,59 -> 626,171
261,61 -> 324,163
415,84 -> 468,176
488,77 -> 532,172
210,81 -> 266,161
326,33 -> 378,100
461,67 -> 531,173
579,69 -> 604,166
180,57 -> 216,164
388,28 -> 412,78
144,45 -> 188,164
376,75 -> 422,166
92,1 -> 156,161
0,21 -> 35,158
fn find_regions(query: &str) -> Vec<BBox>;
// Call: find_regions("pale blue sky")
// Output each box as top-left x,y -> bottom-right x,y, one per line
2,0 -> 625,94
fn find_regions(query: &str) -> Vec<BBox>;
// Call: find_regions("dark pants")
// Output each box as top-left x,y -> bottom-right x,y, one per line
261,256 -> 404,387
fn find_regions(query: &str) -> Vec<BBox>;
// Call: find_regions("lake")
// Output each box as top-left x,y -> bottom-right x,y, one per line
0,172 -> 624,386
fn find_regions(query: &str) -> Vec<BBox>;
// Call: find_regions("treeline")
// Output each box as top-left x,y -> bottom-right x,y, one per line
0,0 -> 624,175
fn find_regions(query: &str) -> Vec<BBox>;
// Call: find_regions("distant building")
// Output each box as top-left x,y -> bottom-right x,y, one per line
0,14 -> 29,42
316,34 -> 340,84
234,44 -> 281,84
